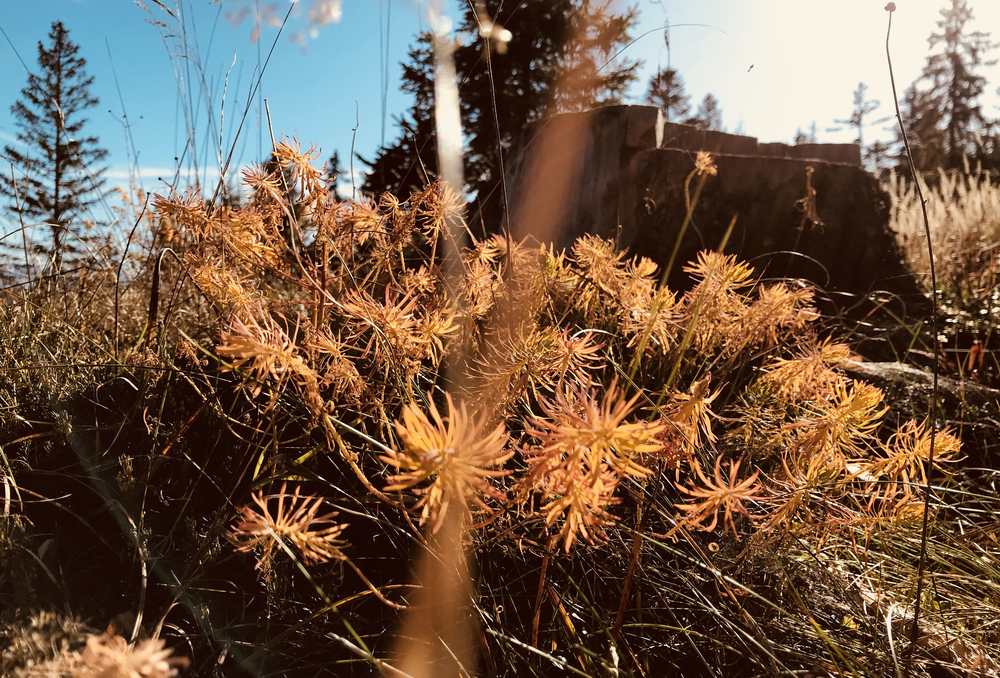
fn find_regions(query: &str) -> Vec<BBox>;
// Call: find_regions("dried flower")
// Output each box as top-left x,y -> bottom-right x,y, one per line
79,631 -> 188,677
382,393 -> 511,533
684,251 -> 754,293
660,374 -> 720,462
528,381 -> 665,480
273,138 -> 324,204
229,482 -> 348,570
216,315 -> 320,405
553,329 -> 605,389
524,382 -> 665,551
760,340 -> 851,404
675,456 -> 763,536
152,189 -> 211,238
570,235 -> 632,318
340,288 -> 428,379
242,164 -> 286,206
731,283 -> 818,352
412,179 -> 466,240
467,324 -> 585,415
682,251 -> 755,354
189,255 -> 262,313
694,150 -> 718,177
306,330 -> 365,404
420,304 -> 460,365
784,380 -> 887,481
621,285 -> 679,356
860,419 -> 962,503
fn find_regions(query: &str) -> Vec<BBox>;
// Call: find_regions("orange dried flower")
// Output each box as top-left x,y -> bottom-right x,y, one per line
660,374 -> 720,461
732,282 -> 818,351
675,456 -> 763,536
80,632 -> 189,677
153,189 -> 211,238
273,138 -> 324,200
784,380 -> 887,481
761,340 -> 851,404
340,288 -> 428,378
383,393 -> 511,533
682,251 -> 755,354
694,150 -> 718,177
528,381 -> 665,481
229,482 -> 348,570
524,382 -> 665,551
860,419 -> 962,503
217,315 -> 318,398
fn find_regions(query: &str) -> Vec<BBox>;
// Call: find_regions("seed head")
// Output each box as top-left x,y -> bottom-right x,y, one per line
383,393 -> 511,533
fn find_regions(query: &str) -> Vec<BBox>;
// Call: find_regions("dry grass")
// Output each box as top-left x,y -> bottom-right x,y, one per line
887,166 -> 1000,381
0,145 -> 998,676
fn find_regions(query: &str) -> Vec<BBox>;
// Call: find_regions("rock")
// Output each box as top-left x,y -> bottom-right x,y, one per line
843,360 -> 1000,464
843,360 -> 1000,407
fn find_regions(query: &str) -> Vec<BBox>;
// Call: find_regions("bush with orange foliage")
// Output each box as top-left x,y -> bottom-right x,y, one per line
3,142 -> 997,677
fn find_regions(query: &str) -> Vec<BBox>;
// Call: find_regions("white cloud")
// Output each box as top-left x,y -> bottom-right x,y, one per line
334,167 -> 366,198
308,0 -> 342,27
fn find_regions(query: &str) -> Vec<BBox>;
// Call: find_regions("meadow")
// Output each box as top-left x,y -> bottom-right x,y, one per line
1,139 -> 998,676
2,1 -> 1000,676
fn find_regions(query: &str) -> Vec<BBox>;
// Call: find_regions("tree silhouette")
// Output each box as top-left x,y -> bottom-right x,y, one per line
360,30 -> 441,200
325,150 -> 347,201
864,140 -> 892,175
895,83 -> 945,168
834,82 -> 881,148
1,21 -> 108,272
645,67 -> 690,123
688,93 -> 723,131
361,0 -> 640,229
904,0 -> 997,169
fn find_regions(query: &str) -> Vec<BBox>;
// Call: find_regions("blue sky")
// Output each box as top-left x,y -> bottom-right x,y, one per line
2,0 -> 999,199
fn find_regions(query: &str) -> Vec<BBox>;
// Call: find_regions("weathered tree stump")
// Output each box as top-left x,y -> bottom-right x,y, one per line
505,104 -> 923,306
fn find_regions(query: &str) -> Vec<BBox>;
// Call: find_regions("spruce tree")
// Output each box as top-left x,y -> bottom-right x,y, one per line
688,93 -> 723,131
904,0 -> 997,169
360,0 -> 640,227
1,21 -> 108,272
834,82 -> 881,149
360,34 -> 440,200
863,140 -> 891,175
896,83 -> 945,168
325,151 -> 347,201
644,67 -> 690,123
793,123 -> 818,145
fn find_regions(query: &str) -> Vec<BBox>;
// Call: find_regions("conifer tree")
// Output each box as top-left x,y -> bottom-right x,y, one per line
325,150 -> 347,201
360,0 -> 640,226
645,67 -> 690,123
360,35 -> 437,200
688,93 -> 723,131
902,0 -> 997,169
793,122 -> 818,145
865,140 -> 892,175
834,82 -> 881,149
1,21 -> 108,272
896,83 -> 945,168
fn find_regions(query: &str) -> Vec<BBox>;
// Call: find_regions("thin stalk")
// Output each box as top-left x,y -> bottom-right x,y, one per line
884,6 -> 939,675
114,193 -> 150,358
662,167 -> 708,288
531,543 -> 553,648
627,163 -> 714,379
